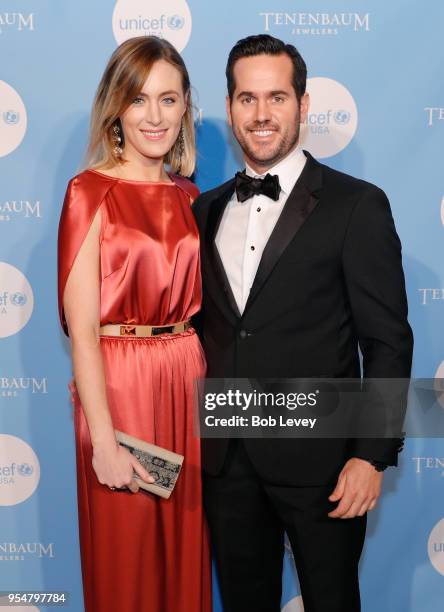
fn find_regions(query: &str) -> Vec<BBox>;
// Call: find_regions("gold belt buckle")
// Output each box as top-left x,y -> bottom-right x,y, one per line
120,325 -> 137,336
152,325 -> 174,336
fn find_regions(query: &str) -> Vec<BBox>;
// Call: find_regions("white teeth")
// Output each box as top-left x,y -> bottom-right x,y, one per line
141,130 -> 165,136
252,130 -> 274,136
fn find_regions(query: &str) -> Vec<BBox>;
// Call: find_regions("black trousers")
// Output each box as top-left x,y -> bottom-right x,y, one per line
203,439 -> 367,612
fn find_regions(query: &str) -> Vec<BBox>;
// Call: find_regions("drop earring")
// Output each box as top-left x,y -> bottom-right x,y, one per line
113,123 -> 123,157
177,124 -> 185,171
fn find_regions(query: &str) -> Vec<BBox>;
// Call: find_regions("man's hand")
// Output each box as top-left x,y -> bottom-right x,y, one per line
328,458 -> 383,519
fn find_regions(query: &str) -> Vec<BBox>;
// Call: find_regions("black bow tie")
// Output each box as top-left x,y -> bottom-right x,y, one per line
234,171 -> 281,203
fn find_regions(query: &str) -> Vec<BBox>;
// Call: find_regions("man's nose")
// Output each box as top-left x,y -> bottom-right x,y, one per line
254,98 -> 271,124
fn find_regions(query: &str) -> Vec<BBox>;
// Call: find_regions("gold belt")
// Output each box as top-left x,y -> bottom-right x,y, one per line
99,320 -> 192,338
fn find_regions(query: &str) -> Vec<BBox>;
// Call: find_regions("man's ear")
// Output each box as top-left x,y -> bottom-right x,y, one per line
299,92 -> 310,123
226,95 -> 233,127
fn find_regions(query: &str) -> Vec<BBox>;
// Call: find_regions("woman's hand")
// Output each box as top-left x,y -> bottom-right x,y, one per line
92,441 -> 155,493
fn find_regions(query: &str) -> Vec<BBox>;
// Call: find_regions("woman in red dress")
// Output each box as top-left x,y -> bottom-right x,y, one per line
57,37 -> 211,612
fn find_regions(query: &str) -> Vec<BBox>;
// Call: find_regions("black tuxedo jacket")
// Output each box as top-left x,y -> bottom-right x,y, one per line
192,151 -> 413,486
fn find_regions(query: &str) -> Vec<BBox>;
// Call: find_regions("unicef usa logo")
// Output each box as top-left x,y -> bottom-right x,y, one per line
0,81 -> 27,157
0,434 -> 40,506
0,262 -> 34,338
113,0 -> 192,52
428,518 -> 444,576
300,78 -> 358,158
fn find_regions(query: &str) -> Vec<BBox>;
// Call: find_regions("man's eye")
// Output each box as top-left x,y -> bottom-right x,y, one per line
273,96 -> 284,103
242,97 -> 253,104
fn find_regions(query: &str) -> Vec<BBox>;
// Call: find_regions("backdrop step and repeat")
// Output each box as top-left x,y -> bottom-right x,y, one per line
1,1 -> 443,611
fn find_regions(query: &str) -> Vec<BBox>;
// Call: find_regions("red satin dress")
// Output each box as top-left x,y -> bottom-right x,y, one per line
57,169 -> 211,612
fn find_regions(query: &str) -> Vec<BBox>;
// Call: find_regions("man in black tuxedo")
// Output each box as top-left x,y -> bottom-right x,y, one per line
192,34 -> 413,612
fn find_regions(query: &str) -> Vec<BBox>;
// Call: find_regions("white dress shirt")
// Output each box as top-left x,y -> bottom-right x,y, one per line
215,146 -> 307,314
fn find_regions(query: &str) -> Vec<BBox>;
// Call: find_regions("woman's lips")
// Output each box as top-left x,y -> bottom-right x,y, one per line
139,129 -> 168,141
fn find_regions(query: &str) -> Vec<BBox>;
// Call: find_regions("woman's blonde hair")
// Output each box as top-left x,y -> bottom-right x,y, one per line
85,36 -> 195,177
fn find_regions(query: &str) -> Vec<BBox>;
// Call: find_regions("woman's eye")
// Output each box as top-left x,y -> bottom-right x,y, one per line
133,96 -> 144,105
162,97 -> 176,104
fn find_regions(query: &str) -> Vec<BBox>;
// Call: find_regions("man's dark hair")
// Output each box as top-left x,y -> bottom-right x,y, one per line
226,34 -> 307,103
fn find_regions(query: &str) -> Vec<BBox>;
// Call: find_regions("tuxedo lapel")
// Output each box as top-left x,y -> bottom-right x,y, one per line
203,179 -> 241,323
244,151 -> 323,313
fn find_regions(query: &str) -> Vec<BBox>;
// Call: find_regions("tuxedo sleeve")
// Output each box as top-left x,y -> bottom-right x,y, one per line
190,194 -> 206,339
341,186 -> 413,465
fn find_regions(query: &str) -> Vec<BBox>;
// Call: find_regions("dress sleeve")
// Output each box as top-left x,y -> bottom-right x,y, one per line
57,172 -> 113,336
170,174 -> 200,203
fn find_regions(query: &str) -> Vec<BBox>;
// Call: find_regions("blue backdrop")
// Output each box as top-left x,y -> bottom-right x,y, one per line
1,1 -> 443,611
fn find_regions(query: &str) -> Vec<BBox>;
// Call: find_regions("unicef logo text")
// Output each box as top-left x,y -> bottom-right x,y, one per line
300,77 -> 358,158
119,15 -> 170,31
0,263 -> 34,338
113,0 -> 192,52
0,291 -> 28,307
0,435 -> 40,506
117,13 -> 184,32
0,462 -> 34,482
305,109 -> 351,134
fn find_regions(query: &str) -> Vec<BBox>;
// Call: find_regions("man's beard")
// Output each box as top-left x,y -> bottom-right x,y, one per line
233,117 -> 301,169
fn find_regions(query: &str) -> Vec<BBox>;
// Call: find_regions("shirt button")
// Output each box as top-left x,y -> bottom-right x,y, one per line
250,245 -> 255,251
239,329 -> 247,339
257,207 -> 261,212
